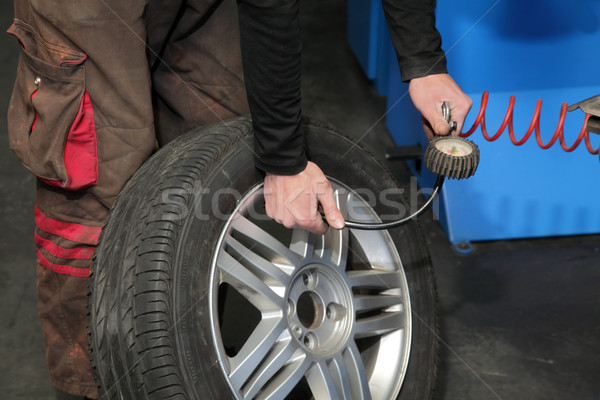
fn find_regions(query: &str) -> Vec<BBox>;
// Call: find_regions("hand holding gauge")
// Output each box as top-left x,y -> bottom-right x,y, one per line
342,102 -> 479,230
424,102 -> 480,180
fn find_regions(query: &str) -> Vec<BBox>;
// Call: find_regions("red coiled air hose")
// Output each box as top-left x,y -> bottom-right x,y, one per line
460,91 -> 600,155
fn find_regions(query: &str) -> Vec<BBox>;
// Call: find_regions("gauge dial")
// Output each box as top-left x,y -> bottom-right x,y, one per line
434,137 -> 474,156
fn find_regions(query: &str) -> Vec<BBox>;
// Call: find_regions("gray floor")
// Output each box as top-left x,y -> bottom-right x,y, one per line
1,0 -> 599,399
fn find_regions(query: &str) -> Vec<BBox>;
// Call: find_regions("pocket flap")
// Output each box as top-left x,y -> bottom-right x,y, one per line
7,18 -> 97,191
8,19 -> 87,67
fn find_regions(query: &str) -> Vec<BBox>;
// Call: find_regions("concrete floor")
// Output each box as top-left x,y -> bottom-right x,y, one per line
1,0 -> 599,399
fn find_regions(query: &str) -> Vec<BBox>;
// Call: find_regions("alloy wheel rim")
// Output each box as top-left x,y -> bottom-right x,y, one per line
209,179 -> 412,400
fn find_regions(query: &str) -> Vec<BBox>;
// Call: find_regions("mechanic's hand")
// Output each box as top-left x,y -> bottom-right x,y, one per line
263,162 -> 345,235
408,73 -> 472,138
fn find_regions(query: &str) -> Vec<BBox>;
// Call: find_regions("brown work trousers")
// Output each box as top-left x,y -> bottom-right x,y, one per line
7,0 -> 249,397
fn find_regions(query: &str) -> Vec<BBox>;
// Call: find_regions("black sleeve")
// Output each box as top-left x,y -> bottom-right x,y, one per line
381,0 -> 448,81
237,0 -> 307,175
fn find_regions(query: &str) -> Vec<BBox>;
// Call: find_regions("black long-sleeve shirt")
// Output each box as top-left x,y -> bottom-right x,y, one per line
238,0 -> 447,175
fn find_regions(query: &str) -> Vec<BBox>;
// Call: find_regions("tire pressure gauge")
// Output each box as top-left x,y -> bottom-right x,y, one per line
343,102 -> 480,230
424,103 -> 480,179
424,136 -> 479,179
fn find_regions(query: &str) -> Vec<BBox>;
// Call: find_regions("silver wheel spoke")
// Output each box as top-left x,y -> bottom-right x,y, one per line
224,234 -> 291,287
290,228 -> 318,259
354,294 -> 403,313
227,318 -> 287,394
306,360 -> 340,400
330,189 -> 349,269
354,311 -> 405,338
346,270 -> 404,291
255,352 -> 311,400
231,214 -> 302,267
326,355 -> 353,399
218,250 -> 283,310
240,333 -> 300,399
342,341 -> 372,400
328,223 -> 348,269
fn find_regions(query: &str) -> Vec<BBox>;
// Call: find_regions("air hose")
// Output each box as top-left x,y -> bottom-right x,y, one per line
460,91 -> 599,155
343,175 -> 446,230
344,102 -> 479,230
344,92 -> 600,230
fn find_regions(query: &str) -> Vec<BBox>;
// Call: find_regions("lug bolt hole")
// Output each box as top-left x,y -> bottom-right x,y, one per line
302,271 -> 316,289
325,302 -> 346,322
292,325 -> 302,338
303,332 -> 317,349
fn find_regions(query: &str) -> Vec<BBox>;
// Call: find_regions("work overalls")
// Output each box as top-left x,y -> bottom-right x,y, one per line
7,0 -> 249,396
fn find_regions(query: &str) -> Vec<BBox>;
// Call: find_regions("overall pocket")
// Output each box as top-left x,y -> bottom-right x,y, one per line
7,19 -> 98,190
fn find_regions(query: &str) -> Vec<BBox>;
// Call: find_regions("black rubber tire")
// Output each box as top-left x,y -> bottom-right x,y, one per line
88,116 -> 439,400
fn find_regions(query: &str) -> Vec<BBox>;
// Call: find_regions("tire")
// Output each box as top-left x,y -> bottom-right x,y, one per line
88,116 -> 439,400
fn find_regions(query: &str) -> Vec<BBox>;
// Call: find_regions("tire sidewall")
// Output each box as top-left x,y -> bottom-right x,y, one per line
172,122 -> 437,399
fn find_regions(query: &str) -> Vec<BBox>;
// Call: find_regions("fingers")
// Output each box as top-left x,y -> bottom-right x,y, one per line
451,98 -> 473,135
409,73 -> 473,138
263,162 -> 345,236
420,116 -> 436,139
316,181 -> 345,230
431,116 -> 452,136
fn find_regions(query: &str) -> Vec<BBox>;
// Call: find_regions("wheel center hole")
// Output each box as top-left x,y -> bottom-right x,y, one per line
297,291 -> 323,329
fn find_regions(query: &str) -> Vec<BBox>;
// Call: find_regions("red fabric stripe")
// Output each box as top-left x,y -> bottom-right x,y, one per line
34,232 -> 95,260
36,90 -> 98,190
60,54 -> 88,65
63,91 -> 98,190
31,89 -> 38,131
7,23 -> 27,50
35,206 -> 101,245
37,249 -> 90,277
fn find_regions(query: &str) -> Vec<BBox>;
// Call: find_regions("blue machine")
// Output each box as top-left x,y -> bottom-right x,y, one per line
346,0 -> 392,96
348,0 -> 600,243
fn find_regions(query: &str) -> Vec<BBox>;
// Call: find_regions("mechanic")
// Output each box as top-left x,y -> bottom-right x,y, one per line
6,0 -> 471,399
